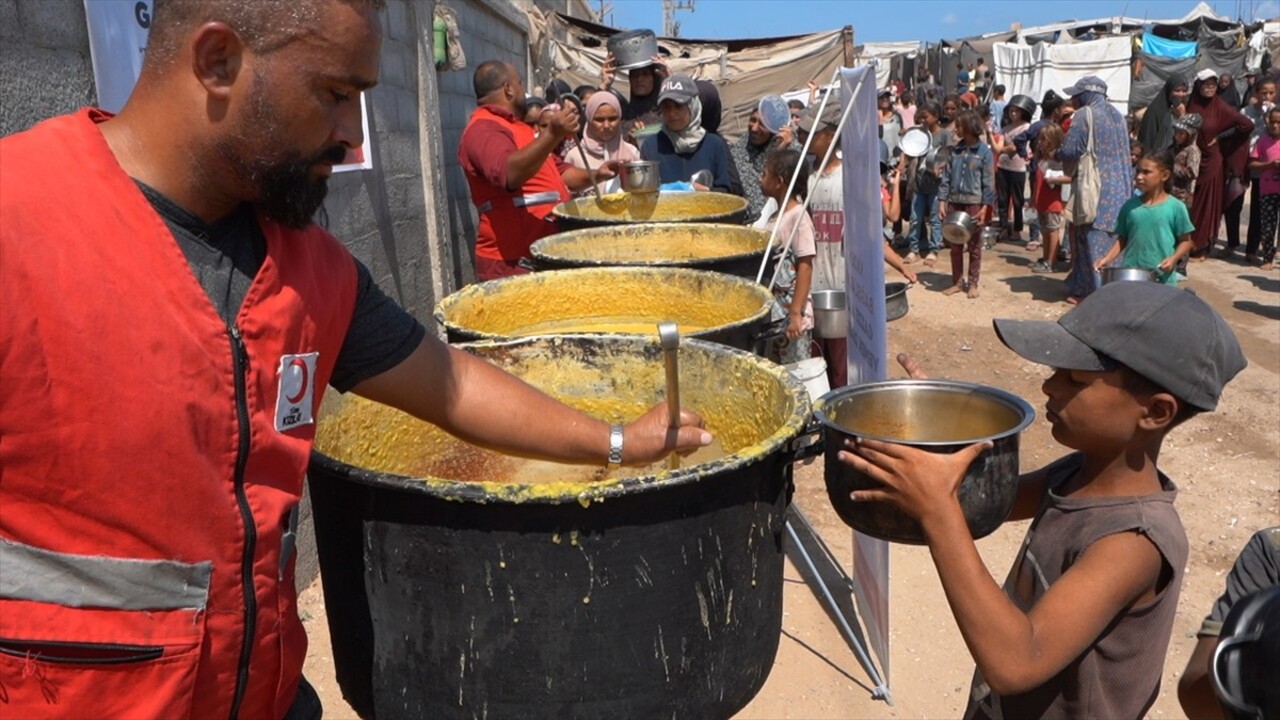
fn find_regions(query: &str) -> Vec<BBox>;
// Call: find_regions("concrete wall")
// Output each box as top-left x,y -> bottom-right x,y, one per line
0,0 -> 98,135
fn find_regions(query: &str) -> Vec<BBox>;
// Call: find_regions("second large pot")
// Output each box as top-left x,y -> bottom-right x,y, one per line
813,380 -> 1035,544
436,267 -> 783,354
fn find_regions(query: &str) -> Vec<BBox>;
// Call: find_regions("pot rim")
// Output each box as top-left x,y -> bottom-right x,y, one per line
310,335 -> 812,506
549,192 -> 749,226
811,379 -> 1036,446
434,266 -> 775,343
529,223 -> 768,268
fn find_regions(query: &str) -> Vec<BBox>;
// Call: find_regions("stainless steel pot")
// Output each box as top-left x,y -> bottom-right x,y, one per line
885,282 -> 910,322
811,380 -> 1035,544
811,290 -> 847,339
1101,267 -> 1156,285
942,211 -> 978,246
980,226 -> 1002,249
619,160 -> 661,194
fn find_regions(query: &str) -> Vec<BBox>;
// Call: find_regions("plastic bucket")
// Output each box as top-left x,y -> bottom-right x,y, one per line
786,356 -> 830,403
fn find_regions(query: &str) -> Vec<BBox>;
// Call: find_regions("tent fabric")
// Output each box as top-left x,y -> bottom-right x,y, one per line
1131,54 -> 1198,112
993,36 -> 1133,116
1142,34 -> 1198,59
528,11 -> 845,143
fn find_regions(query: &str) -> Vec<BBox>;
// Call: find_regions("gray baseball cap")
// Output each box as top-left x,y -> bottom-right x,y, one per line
657,74 -> 698,105
993,282 -> 1246,410
1063,75 -> 1108,96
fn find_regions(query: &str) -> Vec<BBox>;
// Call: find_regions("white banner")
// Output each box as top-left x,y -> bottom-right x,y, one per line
82,0 -> 372,171
839,64 -> 892,690
993,36 -> 1133,116
84,0 -> 153,114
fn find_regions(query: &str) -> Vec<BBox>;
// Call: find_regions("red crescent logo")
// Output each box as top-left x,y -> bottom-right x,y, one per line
285,357 -> 309,404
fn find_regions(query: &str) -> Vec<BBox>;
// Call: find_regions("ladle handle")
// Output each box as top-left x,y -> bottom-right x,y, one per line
657,321 -> 680,427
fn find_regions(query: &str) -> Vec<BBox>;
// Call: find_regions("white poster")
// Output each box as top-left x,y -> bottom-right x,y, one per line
84,0 -> 153,114
82,0 -> 372,171
839,64 -> 892,690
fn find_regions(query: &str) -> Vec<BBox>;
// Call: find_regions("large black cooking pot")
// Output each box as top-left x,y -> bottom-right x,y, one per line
435,267 -> 783,355
309,336 -> 811,719
527,223 -> 770,281
812,380 -> 1035,544
550,192 -> 749,231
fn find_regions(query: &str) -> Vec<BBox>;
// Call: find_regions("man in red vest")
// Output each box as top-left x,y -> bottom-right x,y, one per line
460,60 -> 615,280
0,1 -> 709,718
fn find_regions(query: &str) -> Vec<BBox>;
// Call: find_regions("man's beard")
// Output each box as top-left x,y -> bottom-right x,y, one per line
227,71 -> 349,229
247,144 -> 347,229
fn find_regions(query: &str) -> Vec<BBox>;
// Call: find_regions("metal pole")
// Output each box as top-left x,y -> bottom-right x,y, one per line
785,506 -> 891,703
765,67 -> 870,293
752,66 -> 844,285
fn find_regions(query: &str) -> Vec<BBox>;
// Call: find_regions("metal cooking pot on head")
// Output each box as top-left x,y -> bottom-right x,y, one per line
529,223 -> 771,280
551,192 -> 749,231
309,334 -> 812,719
607,28 -> 660,71
942,210 -> 978,245
1007,94 -> 1038,121
435,266 -> 785,355
810,379 -> 1035,544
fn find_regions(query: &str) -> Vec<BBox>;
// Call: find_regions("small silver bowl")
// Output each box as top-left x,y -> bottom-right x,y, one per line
619,160 -> 661,194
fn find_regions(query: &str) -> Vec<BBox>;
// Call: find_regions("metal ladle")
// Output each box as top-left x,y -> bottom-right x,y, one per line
658,321 -> 681,469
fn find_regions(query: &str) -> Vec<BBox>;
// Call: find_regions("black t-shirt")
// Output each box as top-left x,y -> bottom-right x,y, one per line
138,182 -> 425,392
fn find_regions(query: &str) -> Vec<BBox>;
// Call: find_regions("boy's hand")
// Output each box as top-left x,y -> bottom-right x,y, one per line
1158,256 -> 1177,274
896,352 -> 928,379
839,438 -> 992,527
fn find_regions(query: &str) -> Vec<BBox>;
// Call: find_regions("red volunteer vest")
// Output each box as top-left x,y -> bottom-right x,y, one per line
0,110 -> 357,719
459,105 -> 570,262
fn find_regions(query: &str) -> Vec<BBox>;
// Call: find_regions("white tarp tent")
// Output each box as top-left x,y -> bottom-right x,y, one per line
993,35 -> 1133,116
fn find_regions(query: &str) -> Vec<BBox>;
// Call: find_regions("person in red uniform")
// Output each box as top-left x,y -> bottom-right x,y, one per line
459,60 -> 614,281
0,1 -> 709,718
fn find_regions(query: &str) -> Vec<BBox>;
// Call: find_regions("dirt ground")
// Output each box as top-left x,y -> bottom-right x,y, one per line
298,229 -> 1278,719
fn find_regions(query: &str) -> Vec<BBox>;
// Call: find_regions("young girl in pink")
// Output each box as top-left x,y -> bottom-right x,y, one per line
1249,106 -> 1280,270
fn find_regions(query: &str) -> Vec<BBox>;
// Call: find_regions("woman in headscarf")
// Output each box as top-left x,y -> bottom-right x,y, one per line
564,90 -> 639,196
639,74 -> 735,193
1187,69 -> 1255,259
1058,76 -> 1133,303
1138,75 -> 1189,154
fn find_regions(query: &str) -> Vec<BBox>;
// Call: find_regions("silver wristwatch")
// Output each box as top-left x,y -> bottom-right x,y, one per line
607,424 -> 624,468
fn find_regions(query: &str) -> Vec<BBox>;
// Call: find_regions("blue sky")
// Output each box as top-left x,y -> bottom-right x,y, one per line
600,0 -> 1278,41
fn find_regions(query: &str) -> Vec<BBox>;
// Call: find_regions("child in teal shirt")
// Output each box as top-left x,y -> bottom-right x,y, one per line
1097,149 -> 1194,284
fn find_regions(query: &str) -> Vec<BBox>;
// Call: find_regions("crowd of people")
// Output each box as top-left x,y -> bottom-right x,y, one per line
480,57 -> 1278,381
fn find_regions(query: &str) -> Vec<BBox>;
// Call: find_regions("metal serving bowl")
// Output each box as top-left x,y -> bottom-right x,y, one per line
1101,267 -> 1156,285
885,282 -> 910,322
813,380 -> 1035,544
619,160 -> 661,194
942,211 -> 978,246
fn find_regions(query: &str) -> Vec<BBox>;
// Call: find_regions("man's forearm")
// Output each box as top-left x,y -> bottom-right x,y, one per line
507,133 -> 565,190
